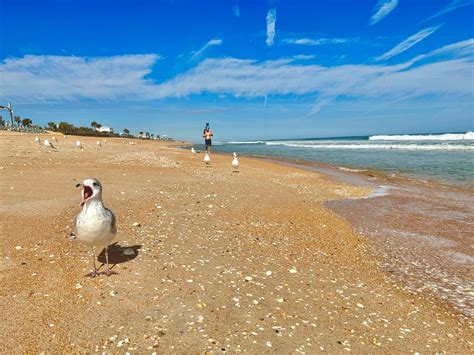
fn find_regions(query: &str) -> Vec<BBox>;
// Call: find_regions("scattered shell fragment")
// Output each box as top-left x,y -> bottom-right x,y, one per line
123,248 -> 135,256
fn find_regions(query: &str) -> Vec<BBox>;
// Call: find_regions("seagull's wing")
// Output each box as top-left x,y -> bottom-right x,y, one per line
106,208 -> 117,235
69,213 -> 79,240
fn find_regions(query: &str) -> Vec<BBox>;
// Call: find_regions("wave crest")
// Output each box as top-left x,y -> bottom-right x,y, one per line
264,142 -> 473,151
225,141 -> 266,144
369,132 -> 473,141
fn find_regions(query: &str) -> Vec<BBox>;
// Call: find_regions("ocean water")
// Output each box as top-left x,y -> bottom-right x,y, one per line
208,132 -> 474,187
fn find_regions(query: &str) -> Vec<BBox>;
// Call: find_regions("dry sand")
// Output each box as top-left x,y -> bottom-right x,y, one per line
0,131 -> 472,353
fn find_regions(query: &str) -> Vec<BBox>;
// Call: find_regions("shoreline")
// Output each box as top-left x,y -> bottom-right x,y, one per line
213,150 -> 474,322
1,131 -> 472,352
184,145 -> 474,321
206,141 -> 474,190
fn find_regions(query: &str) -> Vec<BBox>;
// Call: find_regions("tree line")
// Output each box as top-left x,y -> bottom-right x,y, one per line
1,115 -> 166,140
0,115 -> 33,128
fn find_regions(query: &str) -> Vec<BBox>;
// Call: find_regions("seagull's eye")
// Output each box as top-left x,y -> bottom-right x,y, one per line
92,182 -> 98,187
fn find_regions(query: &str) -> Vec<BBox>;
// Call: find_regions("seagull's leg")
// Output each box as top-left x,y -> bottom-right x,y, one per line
102,245 -> 117,276
86,247 -> 100,278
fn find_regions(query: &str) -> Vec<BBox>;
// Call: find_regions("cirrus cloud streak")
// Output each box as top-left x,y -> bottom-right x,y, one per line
1,40 -> 472,117
370,0 -> 399,25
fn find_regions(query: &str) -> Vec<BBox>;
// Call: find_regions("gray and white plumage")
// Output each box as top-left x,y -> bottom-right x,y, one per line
43,139 -> 56,149
73,178 -> 117,277
232,152 -> 239,171
204,152 -> 211,165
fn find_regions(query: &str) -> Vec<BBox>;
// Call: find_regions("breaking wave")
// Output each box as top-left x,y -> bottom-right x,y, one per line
225,141 -> 266,144
263,142 -> 473,151
369,132 -> 474,141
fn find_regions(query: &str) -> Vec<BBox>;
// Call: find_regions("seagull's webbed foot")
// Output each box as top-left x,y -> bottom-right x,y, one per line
85,269 -> 101,278
101,269 -> 118,277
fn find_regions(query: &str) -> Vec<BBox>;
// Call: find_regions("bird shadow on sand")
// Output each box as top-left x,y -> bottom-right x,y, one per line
97,243 -> 142,267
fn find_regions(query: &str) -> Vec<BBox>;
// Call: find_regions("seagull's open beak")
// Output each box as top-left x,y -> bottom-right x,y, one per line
81,185 -> 93,206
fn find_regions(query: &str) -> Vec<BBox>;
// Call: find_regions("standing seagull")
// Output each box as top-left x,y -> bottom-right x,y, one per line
204,152 -> 211,166
72,178 -> 117,277
96,140 -> 102,147
232,152 -> 239,172
76,140 -> 83,150
35,136 -> 41,143
191,147 -> 196,154
43,139 -> 56,149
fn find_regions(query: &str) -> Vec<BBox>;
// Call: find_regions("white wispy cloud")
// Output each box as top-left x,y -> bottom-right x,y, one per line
154,40 -> 472,100
266,9 -> 277,46
1,40 -> 472,117
284,37 -> 351,46
190,38 -> 223,62
425,0 -> 473,21
293,54 -> 316,60
369,0 -> 399,25
232,4 -> 240,17
405,38 -> 474,66
375,25 -> 441,61
0,54 -> 160,102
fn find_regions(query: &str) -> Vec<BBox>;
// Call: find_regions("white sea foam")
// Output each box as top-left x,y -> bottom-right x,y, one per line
366,185 -> 391,198
369,131 -> 474,141
226,141 -> 265,144
338,167 -> 367,173
264,142 -> 473,151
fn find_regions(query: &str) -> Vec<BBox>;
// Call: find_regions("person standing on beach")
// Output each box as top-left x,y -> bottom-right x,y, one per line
203,123 -> 213,153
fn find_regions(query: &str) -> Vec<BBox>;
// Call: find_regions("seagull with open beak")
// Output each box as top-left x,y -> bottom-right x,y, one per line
71,178 -> 117,277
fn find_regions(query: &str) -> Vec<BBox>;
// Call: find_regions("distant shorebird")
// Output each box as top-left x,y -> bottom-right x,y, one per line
43,139 -> 55,149
204,152 -> 211,165
96,140 -> 102,147
191,147 -> 197,154
232,152 -> 239,172
35,136 -> 40,143
52,136 -> 58,142
71,178 -> 117,278
76,140 -> 83,150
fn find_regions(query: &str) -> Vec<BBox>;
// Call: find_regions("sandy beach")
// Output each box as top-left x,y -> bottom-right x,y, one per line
0,131 -> 472,353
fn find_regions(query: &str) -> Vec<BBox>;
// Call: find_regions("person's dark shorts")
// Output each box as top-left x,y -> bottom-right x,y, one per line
205,139 -> 212,146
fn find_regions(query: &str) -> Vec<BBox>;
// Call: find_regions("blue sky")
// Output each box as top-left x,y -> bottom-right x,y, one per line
0,0 -> 473,141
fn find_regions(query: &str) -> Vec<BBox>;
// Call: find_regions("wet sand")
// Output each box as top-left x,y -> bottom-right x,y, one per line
327,179 -> 474,322
0,131 -> 473,353
260,157 -> 474,322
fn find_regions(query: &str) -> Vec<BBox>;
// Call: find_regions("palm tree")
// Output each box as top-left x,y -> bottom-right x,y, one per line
14,116 -> 21,127
21,118 -> 32,127
91,121 -> 98,130
96,123 -> 102,130
139,131 -> 144,137
58,121 -> 74,134
47,122 -> 56,131
123,128 -> 130,136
